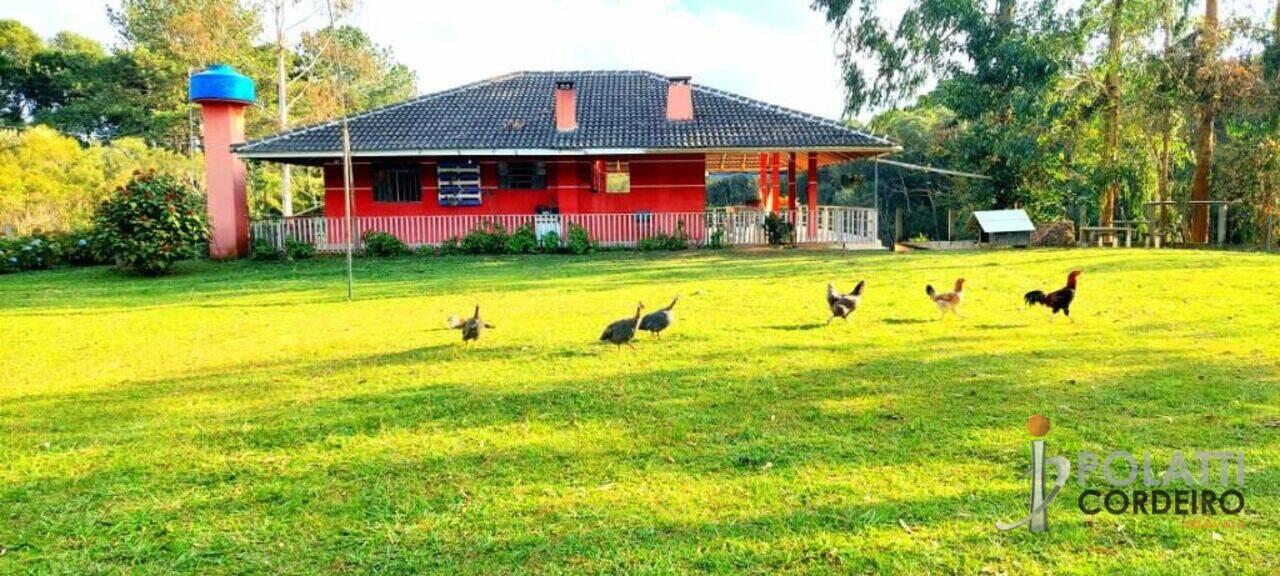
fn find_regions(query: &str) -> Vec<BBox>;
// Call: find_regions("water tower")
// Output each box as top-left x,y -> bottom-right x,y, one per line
189,64 -> 255,259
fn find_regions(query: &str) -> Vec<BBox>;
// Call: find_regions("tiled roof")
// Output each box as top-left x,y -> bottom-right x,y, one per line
235,70 -> 896,157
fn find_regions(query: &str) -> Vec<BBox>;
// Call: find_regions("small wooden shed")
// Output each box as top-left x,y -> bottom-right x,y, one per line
971,210 -> 1035,247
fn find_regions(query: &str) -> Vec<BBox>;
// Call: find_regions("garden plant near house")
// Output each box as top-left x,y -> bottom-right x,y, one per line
91,171 -> 208,275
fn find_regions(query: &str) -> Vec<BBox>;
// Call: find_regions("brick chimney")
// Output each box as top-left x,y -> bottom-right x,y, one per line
666,76 -> 693,121
555,80 -> 577,132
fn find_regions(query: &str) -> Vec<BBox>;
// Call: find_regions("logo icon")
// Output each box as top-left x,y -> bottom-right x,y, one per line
996,414 -> 1070,532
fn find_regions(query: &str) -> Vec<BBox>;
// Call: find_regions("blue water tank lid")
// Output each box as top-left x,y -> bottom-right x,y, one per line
189,64 -> 255,104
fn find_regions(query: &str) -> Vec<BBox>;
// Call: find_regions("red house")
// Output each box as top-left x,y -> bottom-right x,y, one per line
236,71 -> 897,248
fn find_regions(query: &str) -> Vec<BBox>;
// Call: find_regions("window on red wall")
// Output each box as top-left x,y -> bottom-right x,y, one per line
591,160 -> 630,193
498,161 -> 547,189
372,163 -> 422,203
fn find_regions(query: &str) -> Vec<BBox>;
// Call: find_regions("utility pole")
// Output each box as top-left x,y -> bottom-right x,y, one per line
274,0 -> 293,217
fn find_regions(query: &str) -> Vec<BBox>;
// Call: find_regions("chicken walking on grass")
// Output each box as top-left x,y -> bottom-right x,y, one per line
926,278 -> 965,320
826,280 -> 865,325
639,295 -> 679,339
1024,270 -> 1082,322
601,302 -> 645,348
449,305 -> 495,343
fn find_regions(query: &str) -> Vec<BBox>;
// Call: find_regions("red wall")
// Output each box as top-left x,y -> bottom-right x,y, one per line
322,154 -> 706,218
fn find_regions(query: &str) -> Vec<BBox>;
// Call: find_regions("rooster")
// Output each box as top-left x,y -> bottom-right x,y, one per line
926,278 -> 965,320
1024,270 -> 1082,322
826,280 -> 865,325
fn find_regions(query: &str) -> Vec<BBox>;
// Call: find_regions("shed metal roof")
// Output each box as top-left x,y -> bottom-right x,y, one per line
235,70 -> 898,160
971,210 -> 1036,234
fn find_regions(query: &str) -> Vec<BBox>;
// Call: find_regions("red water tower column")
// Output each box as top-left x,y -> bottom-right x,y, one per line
189,65 -> 256,259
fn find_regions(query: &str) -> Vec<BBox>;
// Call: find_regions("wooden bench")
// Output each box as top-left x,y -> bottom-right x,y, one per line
1079,226 -> 1135,248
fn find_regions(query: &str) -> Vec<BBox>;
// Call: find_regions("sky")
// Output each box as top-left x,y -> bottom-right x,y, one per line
3,0 -> 1276,121
0,0 -> 863,120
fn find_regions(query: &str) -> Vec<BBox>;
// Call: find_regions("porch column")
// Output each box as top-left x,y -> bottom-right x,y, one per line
758,153 -> 769,210
787,152 -> 797,221
770,152 -> 781,214
806,152 -> 819,238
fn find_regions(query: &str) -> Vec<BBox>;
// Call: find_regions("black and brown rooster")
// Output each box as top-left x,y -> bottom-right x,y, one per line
1024,270 -> 1082,322
826,280 -> 865,325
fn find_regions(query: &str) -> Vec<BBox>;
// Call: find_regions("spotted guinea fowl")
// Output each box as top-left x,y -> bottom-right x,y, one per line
639,295 -> 679,339
600,302 -> 645,348
458,305 -> 495,343
826,280 -> 865,324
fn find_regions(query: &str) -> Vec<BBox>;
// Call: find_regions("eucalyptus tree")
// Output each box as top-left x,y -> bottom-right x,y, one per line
812,0 -> 1089,218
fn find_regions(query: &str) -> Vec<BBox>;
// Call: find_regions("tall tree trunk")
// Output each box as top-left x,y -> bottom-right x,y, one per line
275,1 -> 293,217
1100,0 -> 1124,228
1156,0 -> 1174,238
1189,0 -> 1219,243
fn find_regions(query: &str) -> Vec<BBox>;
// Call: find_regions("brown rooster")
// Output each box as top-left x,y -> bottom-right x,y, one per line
926,278 -> 965,320
1024,270 -> 1082,322
826,280 -> 865,325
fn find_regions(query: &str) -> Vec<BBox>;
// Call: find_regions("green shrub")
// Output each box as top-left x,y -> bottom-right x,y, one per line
250,239 -> 284,261
506,224 -> 538,254
92,172 -> 208,275
566,223 -> 597,255
538,230 -> 562,253
362,231 -> 409,257
706,226 -> 728,249
285,239 -> 316,260
461,222 -> 509,254
438,236 -> 462,255
60,232 -> 106,266
762,213 -> 794,246
0,233 -> 64,271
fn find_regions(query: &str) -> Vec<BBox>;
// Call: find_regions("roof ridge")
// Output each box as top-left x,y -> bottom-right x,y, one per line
236,71 -> 529,151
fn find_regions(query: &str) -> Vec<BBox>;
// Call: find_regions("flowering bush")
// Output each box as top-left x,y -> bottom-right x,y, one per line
0,233 -> 63,272
92,171 -> 209,275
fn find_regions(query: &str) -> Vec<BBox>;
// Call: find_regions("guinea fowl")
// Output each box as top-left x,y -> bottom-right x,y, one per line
601,302 -> 645,348
1024,270 -> 1082,322
639,295 -> 679,338
826,280 -> 865,324
457,305 -> 495,343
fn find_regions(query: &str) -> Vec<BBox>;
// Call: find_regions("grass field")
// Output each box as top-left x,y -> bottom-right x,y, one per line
2,248 -> 1279,574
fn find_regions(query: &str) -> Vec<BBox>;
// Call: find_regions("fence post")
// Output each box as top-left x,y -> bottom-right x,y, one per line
1217,204 -> 1227,246
1268,211 -> 1274,253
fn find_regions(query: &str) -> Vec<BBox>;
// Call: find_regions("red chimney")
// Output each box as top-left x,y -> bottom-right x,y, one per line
555,80 -> 577,132
666,76 -> 693,121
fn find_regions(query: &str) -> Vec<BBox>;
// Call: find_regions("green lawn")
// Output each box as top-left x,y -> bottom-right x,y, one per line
2,248 -> 1278,574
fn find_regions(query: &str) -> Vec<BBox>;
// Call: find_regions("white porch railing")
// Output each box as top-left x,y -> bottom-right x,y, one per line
249,206 -> 880,252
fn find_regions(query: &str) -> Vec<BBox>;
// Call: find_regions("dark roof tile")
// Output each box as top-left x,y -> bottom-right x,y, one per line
236,70 -> 895,156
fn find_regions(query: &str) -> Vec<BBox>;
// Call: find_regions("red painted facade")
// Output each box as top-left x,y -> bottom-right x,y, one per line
322,153 -> 706,219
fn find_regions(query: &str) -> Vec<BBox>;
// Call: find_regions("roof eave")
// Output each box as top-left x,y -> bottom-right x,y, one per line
235,144 -> 901,161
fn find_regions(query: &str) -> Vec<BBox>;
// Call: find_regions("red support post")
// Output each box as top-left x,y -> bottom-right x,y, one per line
787,152 -> 798,222
806,151 -> 819,238
770,152 -> 781,214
